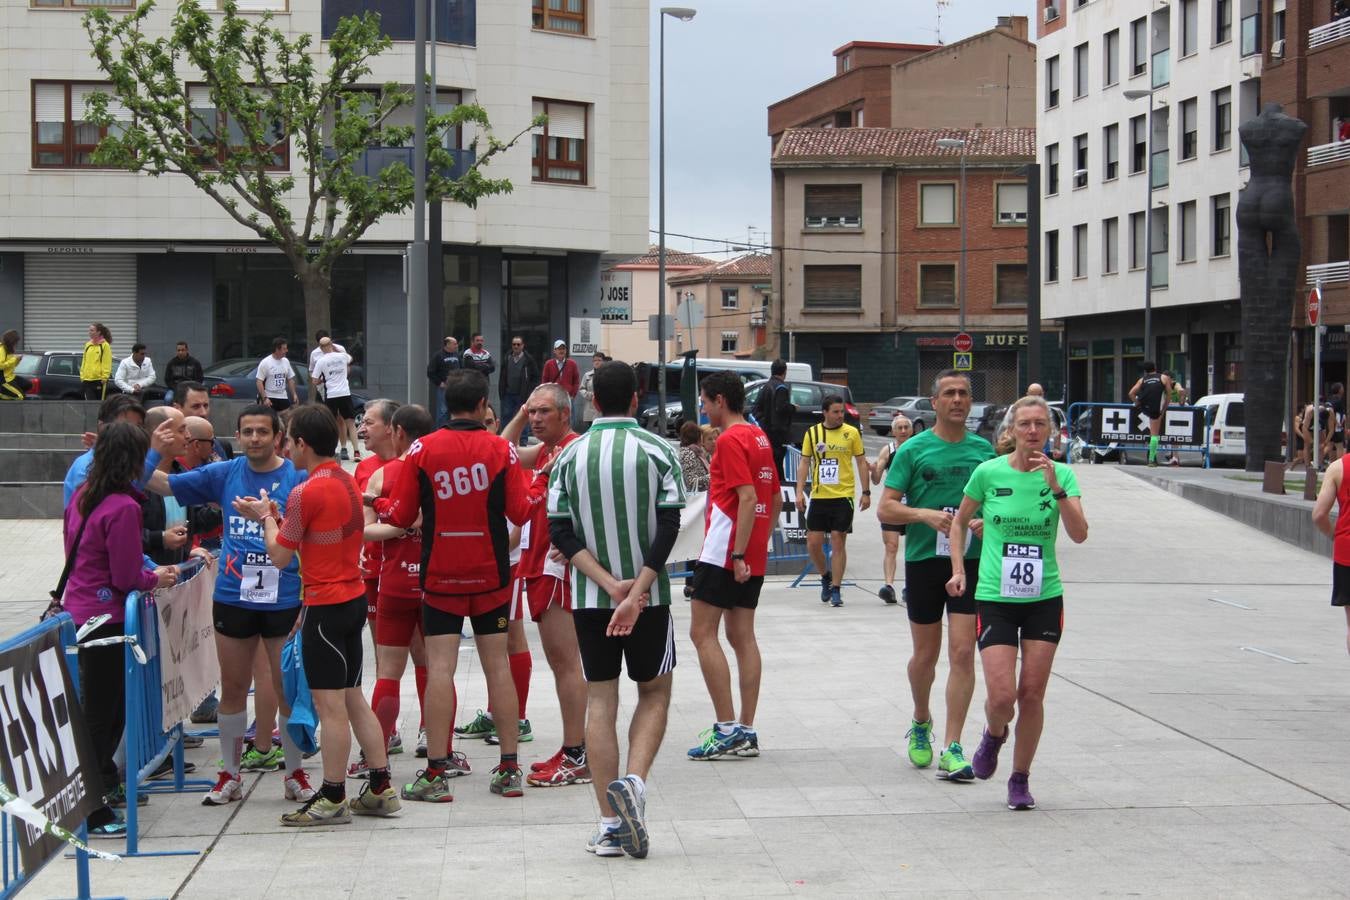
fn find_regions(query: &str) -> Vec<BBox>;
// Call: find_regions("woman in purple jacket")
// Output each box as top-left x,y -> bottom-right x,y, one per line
65,422 -> 178,836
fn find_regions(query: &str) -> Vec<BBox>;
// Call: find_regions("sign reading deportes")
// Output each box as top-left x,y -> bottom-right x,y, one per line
0,625 -> 102,871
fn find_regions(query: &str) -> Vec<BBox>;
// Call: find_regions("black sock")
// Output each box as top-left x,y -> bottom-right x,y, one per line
500,752 -> 519,771
368,766 -> 391,794
563,744 -> 585,762
321,780 -> 345,803
427,757 -> 448,777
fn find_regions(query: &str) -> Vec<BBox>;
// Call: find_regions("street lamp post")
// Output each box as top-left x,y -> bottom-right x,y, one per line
657,6 -> 696,436
936,137 -> 968,331
1124,88 -> 1160,363
408,0 -> 429,406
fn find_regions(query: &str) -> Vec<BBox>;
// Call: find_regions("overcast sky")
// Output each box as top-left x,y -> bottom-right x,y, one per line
647,0 -> 1035,258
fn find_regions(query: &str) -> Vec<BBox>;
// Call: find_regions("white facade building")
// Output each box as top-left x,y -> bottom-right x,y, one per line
1037,0 -> 1264,403
0,0 -> 649,398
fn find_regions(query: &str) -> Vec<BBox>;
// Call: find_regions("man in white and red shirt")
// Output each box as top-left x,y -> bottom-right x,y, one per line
687,371 -> 781,761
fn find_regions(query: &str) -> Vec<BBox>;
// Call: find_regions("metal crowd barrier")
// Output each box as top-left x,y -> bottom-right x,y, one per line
1066,402 -> 1211,468
0,614 -> 98,900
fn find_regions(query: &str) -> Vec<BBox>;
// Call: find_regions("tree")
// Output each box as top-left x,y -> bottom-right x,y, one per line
84,0 -> 538,342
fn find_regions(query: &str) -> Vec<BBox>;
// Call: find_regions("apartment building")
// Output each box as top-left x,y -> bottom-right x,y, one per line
598,246 -> 713,365
668,254 -> 772,361
1037,0 -> 1263,404
0,0 -> 648,398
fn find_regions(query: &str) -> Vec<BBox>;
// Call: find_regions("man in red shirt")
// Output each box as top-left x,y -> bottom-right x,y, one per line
541,340 -> 581,397
687,371 -> 781,761
354,400 -> 400,636
375,370 -> 533,801
233,405 -> 401,826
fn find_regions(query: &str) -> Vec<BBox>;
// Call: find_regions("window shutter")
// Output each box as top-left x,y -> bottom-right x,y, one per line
804,185 -> 862,221
921,184 -> 955,223
189,85 -> 213,108
546,102 -> 586,140
997,183 -> 1027,221
34,83 -> 65,122
803,266 -> 862,307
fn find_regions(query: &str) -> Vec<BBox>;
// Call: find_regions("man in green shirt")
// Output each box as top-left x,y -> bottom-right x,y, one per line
878,370 -> 993,781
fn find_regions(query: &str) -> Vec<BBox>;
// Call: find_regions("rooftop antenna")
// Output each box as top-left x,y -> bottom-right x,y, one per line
935,0 -> 950,45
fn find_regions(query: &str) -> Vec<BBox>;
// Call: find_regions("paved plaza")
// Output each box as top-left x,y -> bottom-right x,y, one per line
2,465 -> 1349,898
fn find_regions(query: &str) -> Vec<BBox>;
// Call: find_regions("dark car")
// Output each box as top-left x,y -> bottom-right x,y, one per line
12,350 -> 167,402
201,357 -> 368,413
743,379 -> 861,446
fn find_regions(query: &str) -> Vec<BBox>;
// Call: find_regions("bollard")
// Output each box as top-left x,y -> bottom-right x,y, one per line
1304,465 -> 1319,501
1262,461 -> 1286,495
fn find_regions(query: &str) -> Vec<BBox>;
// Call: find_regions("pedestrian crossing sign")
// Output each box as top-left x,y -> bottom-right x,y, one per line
953,352 -> 973,371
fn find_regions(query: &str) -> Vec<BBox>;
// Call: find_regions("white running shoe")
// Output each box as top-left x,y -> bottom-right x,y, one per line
202,771 -> 242,806
285,768 -> 317,802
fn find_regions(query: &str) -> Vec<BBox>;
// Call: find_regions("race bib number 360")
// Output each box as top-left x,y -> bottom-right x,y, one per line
999,543 -> 1043,599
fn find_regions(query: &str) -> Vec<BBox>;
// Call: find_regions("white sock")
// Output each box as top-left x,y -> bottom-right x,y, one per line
625,773 -> 646,796
600,815 -> 621,831
715,721 -> 738,735
277,714 -> 301,773
218,711 -> 248,776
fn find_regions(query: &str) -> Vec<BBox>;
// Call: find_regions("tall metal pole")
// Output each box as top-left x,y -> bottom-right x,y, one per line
407,0 -> 429,406
958,150 -> 967,332
1024,162 -> 1041,387
657,13 -> 668,436
1142,104 -> 1154,366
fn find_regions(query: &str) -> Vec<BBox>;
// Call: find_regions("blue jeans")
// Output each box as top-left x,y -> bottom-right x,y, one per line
501,393 -> 525,444
432,384 -> 448,426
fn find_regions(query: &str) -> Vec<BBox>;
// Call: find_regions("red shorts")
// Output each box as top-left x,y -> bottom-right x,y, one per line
523,575 -> 572,622
364,579 -> 379,624
510,576 -> 526,621
375,594 -> 422,647
424,583 -> 513,619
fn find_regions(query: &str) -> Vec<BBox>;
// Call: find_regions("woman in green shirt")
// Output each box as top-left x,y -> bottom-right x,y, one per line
945,395 -> 1089,810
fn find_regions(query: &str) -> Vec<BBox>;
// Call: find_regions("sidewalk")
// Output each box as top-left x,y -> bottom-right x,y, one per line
3,465 -> 1349,898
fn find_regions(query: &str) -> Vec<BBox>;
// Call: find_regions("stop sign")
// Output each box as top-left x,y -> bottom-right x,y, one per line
953,332 -> 974,353
1309,286 -> 1321,326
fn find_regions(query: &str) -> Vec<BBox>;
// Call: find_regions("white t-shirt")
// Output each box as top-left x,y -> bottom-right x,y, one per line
255,355 -> 296,399
311,351 -> 353,398
309,343 -> 345,370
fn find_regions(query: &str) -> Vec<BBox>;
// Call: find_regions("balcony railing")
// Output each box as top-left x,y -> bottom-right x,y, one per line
1150,149 -> 1169,188
1240,13 -> 1260,56
1150,48 -> 1170,88
1150,251 -> 1169,288
322,0 -> 475,45
1309,17 -> 1350,49
326,146 -> 476,180
1308,140 -> 1350,167
1309,261 -> 1350,285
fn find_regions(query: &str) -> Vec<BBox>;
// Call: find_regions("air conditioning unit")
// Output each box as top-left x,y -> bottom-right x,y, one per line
1044,6 -> 1059,23
1271,39 -> 1286,58
998,211 -> 1029,223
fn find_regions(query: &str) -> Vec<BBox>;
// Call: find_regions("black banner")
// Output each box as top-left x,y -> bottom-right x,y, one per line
1089,404 -> 1207,448
0,626 -> 103,872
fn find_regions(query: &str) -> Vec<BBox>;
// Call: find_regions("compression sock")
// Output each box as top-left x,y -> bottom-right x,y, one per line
370,678 -> 400,743
414,665 -> 428,727
321,780 -> 345,803
509,651 -> 533,719
563,743 -> 586,762
1148,435 -> 1159,463
218,711 -> 247,776
277,713 -> 301,773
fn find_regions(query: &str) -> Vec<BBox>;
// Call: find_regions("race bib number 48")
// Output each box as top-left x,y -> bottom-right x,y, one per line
999,543 -> 1043,599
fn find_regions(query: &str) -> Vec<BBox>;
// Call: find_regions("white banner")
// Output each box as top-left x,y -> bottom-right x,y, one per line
670,492 -> 707,564
156,566 -> 219,732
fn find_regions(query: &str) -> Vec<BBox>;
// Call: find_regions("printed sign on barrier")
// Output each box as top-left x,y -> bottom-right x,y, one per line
156,567 -> 219,732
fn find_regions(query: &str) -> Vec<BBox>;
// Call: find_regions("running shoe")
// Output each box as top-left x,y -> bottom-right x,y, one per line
829,586 -> 843,608
148,757 -> 197,780
202,771 -> 242,806
88,816 -> 127,839
387,732 -> 404,755
586,826 -> 625,858
906,719 -> 934,768
445,751 -> 472,777
971,727 -> 1007,780
485,718 -> 533,745
606,776 -> 649,859
351,782 -> 402,817
190,692 -> 219,724
454,710 -> 496,740
347,753 -> 370,779
687,726 -> 748,761
733,728 -> 760,758
937,742 -> 974,782
489,765 -> 524,797
340,448 -> 350,461
285,769 -> 316,802
401,770 -> 454,803
281,794 -> 351,827
1007,771 -> 1036,810
415,728 -> 428,758
879,584 -> 897,604
240,742 -> 284,772
820,575 -> 831,604
104,783 -> 148,808
527,751 -> 591,787
531,747 -> 565,773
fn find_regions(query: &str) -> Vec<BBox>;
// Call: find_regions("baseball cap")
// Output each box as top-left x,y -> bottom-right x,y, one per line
553,340 -> 566,349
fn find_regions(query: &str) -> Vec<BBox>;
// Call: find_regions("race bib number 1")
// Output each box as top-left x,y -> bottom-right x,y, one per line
934,505 -> 958,557
817,459 -> 840,485
240,564 -> 280,604
999,543 -> 1044,599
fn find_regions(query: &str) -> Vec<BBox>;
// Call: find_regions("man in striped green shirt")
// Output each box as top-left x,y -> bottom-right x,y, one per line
548,361 -> 685,861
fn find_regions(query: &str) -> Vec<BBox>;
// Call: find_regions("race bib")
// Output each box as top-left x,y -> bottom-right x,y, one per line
934,505 -> 958,557
240,563 -> 280,604
999,543 -> 1043,599
270,372 -> 286,392
519,521 -> 532,551
817,459 -> 840,485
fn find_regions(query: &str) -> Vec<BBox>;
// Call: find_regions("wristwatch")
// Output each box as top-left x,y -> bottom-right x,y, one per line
1052,489 -> 1068,500
731,553 -> 746,561
862,490 -> 871,496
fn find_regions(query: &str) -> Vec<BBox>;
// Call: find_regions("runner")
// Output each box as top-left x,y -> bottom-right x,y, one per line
946,394 -> 1089,810
870,413 -> 913,605
795,394 -> 870,607
547,361 -> 686,859
255,338 -> 299,411
686,372 -> 779,761
878,370 -> 993,780
375,370 -> 531,802
145,405 -> 313,807
311,337 -> 361,461
1126,361 -> 1172,467
232,405 -> 402,825
1312,455 -> 1350,655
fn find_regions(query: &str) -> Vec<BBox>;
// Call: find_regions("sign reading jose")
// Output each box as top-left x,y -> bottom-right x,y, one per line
599,270 -> 632,324
0,627 -> 102,870
1090,404 -> 1206,448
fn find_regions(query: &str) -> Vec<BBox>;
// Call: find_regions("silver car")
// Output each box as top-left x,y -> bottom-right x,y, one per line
868,396 -> 937,435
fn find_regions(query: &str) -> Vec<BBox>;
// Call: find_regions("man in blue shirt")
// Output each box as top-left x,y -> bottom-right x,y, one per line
63,394 -> 150,507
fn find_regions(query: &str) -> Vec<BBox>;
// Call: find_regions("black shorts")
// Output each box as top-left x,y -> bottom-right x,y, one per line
806,497 -> 854,534
573,606 -> 675,683
267,397 -> 292,412
904,557 -> 977,625
1332,563 -> 1350,606
213,601 -> 301,640
976,597 -> 1064,650
301,595 -> 367,690
325,395 -> 356,421
422,601 -> 510,638
1335,431 -> 1346,445
882,522 -> 907,535
1138,404 -> 1163,422
690,562 -> 764,611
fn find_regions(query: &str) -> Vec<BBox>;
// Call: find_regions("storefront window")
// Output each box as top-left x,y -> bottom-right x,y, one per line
502,258 -> 552,365
443,253 -> 480,345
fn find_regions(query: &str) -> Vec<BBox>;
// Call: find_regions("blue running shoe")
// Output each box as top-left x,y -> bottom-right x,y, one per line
830,586 -> 843,607
687,725 -> 748,760
820,576 -> 832,604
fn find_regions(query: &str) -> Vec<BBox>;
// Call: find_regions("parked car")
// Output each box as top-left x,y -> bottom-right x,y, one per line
202,357 -> 369,414
742,379 -> 861,446
980,402 -> 1069,454
12,350 -> 167,402
868,396 -> 940,435
965,401 -> 996,434
1193,393 -> 1245,465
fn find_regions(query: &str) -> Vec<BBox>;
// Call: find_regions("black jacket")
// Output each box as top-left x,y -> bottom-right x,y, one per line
141,460 -> 222,566
500,351 -> 540,399
753,377 -> 795,443
164,356 -> 204,391
426,349 -> 461,385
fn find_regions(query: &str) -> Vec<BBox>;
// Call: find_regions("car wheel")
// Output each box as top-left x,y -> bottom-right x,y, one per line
873,427 -> 889,436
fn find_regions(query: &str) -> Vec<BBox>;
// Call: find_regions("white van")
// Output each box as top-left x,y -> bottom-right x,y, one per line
1193,393 -> 1246,464
701,358 -> 812,382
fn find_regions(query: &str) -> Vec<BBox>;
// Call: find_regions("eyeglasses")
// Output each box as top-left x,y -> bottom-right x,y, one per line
191,437 -> 215,445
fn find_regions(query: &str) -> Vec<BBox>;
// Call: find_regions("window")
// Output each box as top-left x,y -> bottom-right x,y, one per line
1211,193 -> 1231,256
720,331 -> 739,354
1130,114 -> 1146,173
1103,123 -> 1119,179
533,0 -> 586,34
1073,133 -> 1088,187
1103,217 -> 1119,274
187,85 -> 288,169
1180,98 -> 1198,160
804,184 -> 862,228
1046,56 -> 1060,108
1179,201 -> 1196,261
995,264 -> 1028,306
918,264 -> 957,307
531,98 -> 587,184
322,0 -> 474,44
1181,0 -> 1198,55
1045,230 -> 1060,282
1130,17 -> 1148,76
1215,0 -> 1231,43
1046,143 -> 1059,195
995,183 -> 1027,224
1104,29 -> 1120,86
33,81 -> 133,168
1130,211 -> 1145,269
721,288 -> 739,310
920,183 -> 957,225
1073,223 -> 1088,277
31,0 -> 132,7
1213,87 -> 1231,150
803,266 -> 862,308
1074,43 -> 1089,99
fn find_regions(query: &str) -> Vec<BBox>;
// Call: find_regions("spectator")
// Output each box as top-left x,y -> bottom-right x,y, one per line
677,420 -> 710,492
163,342 -> 204,403
311,337 -> 361,461
0,329 -> 27,401
541,340 -> 580,398
700,424 -> 719,458
141,406 -> 194,566
80,322 -> 113,401
500,335 -> 540,437
1334,0 -> 1349,22
578,351 -> 605,432
308,330 -> 346,403
462,333 -> 495,378
114,342 -> 156,397
751,358 -> 795,474
426,336 -> 461,425
173,380 -> 233,460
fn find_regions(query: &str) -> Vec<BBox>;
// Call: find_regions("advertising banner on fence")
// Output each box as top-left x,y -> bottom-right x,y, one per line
669,492 -> 707,564
0,625 -> 103,871
156,566 -> 219,732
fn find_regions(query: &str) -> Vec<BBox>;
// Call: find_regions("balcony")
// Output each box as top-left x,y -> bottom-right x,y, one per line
327,146 -> 476,180
749,309 -> 766,327
1150,49 -> 1170,88
1308,140 -> 1350,168
1150,250 -> 1169,288
1240,14 -> 1260,56
1310,17 -> 1350,50
1309,261 -> 1350,286
322,0 -> 475,45
1150,149 -> 1169,189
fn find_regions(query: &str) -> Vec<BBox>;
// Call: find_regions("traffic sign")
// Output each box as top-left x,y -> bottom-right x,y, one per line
953,352 -> 973,371
953,332 -> 974,353
1309,285 -> 1322,327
